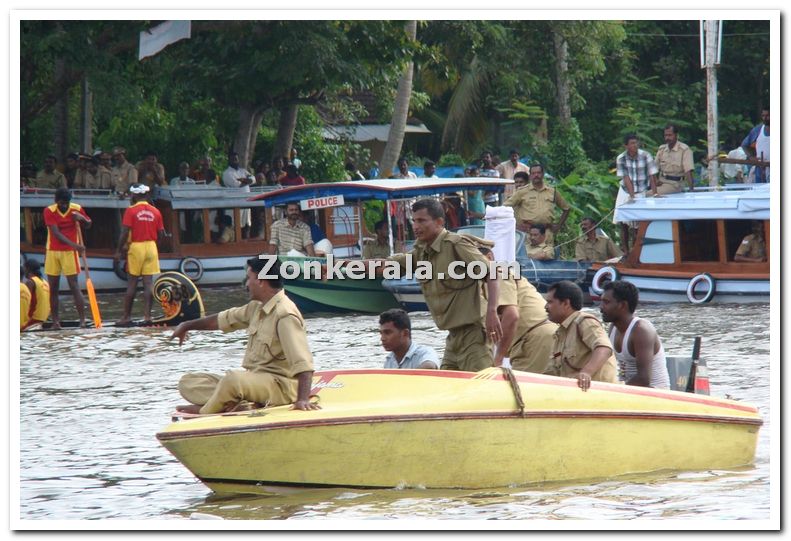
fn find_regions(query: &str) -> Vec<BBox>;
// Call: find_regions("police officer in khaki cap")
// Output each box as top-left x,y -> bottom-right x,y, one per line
655,124 -> 694,194
111,146 -> 138,195
387,198 -> 502,372
544,280 -> 618,390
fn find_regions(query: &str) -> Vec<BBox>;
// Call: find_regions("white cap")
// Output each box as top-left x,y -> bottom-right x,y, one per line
129,183 -> 150,194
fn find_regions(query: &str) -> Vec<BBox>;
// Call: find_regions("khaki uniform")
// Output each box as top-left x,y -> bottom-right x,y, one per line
72,168 -> 89,189
112,161 -> 138,194
33,169 -> 67,189
179,291 -> 314,414
497,276 -> 558,373
389,229 -> 492,372
735,234 -> 766,260
362,239 -> 391,259
505,184 -> 571,230
547,311 -> 618,383
575,235 -> 622,262
527,242 -> 555,260
655,141 -> 693,195
80,168 -> 114,189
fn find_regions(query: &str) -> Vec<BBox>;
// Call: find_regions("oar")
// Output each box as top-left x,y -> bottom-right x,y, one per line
76,225 -> 102,328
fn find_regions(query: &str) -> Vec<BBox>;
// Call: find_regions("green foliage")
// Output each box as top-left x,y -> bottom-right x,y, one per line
291,106 -> 347,182
363,200 -> 386,233
437,153 -> 464,166
547,119 -> 586,178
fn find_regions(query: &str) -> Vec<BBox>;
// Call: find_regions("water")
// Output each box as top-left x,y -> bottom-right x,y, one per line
18,290 -> 772,522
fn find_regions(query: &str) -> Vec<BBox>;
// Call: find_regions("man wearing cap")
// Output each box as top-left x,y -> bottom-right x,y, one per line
72,153 -> 92,188
83,157 -> 113,189
114,183 -> 166,326
505,163 -> 571,241
136,150 -> 167,189
111,146 -> 138,195
43,187 -> 92,329
34,155 -> 67,189
655,124 -> 694,194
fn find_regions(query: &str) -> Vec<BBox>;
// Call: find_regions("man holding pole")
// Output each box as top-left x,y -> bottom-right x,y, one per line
115,183 -> 166,326
43,187 -> 92,329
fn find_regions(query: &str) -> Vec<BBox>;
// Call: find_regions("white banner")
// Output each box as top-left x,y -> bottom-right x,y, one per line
301,195 -> 345,211
139,21 -> 191,61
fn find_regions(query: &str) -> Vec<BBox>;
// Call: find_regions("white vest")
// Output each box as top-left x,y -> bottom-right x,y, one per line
755,126 -> 770,181
609,317 -> 670,389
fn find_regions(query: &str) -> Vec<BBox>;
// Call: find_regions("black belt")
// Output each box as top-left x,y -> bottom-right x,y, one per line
662,174 -> 683,181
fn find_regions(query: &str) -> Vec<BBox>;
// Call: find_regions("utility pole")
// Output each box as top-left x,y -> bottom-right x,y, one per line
79,76 -> 93,153
702,20 -> 722,187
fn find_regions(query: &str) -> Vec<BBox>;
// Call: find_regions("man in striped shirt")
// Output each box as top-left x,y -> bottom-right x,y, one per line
615,133 -> 658,252
268,203 -> 316,256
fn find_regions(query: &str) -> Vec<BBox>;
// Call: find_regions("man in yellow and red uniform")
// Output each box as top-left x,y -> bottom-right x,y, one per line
115,183 -> 165,326
22,259 -> 51,330
43,187 -> 92,329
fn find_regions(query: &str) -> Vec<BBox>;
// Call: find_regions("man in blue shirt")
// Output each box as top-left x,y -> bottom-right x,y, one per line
741,107 -> 770,183
380,309 -> 439,369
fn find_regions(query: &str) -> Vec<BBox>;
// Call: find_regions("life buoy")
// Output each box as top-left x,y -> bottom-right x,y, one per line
113,258 -> 129,281
590,266 -> 620,296
686,273 -> 716,304
179,257 -> 204,282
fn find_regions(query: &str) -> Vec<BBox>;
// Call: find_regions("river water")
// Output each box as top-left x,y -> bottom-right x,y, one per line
17,289 -> 773,524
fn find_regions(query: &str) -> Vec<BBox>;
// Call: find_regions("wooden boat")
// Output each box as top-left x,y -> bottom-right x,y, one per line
585,184 -> 770,304
157,361 -> 759,495
382,225 -> 591,312
248,178 -> 514,314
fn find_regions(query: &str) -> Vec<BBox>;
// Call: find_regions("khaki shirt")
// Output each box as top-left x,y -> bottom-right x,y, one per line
504,184 -> 570,225
112,161 -> 138,194
270,219 -> 313,255
527,242 -> 555,260
735,234 -> 766,260
72,168 -> 89,189
362,239 -> 391,259
549,311 -> 617,382
498,276 -> 555,342
33,170 -> 67,189
575,235 -> 622,262
136,162 -> 166,188
389,228 -> 487,330
81,168 -> 114,189
217,291 -> 314,379
655,141 -> 694,180
495,160 -> 530,180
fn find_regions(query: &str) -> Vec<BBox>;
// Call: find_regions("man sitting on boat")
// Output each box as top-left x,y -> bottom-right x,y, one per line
379,309 -> 439,369
171,257 -> 319,414
544,280 -> 618,391
526,224 -> 555,261
21,259 -> 51,330
574,217 -> 622,262
734,221 -> 766,263
599,280 -> 670,389
362,219 -> 391,259
268,203 -> 316,256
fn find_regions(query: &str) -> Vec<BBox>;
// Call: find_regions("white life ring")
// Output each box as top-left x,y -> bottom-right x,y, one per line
179,257 -> 204,282
686,273 -> 716,304
591,266 -> 620,296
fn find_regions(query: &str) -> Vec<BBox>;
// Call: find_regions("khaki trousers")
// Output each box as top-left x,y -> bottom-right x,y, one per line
656,178 -> 685,195
509,322 -> 557,374
440,323 -> 493,372
179,369 -> 297,414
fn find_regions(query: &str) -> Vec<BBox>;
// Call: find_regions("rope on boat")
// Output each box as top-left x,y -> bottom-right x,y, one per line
500,367 -> 526,417
550,206 -> 616,250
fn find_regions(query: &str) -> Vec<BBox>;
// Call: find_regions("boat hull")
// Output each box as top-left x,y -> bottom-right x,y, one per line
157,370 -> 761,494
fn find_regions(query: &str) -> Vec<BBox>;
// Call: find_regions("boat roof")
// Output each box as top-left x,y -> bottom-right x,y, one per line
153,185 -> 279,209
20,188 -> 130,209
614,184 -> 770,222
248,178 -> 513,207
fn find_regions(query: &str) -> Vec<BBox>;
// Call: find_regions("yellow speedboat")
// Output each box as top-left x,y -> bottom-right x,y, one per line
157,368 -> 761,495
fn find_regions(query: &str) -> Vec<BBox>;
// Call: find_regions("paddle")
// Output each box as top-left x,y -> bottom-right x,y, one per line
76,225 -> 102,328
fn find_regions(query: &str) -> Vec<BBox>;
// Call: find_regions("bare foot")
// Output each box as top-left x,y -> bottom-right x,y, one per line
175,404 -> 202,414
50,321 -> 62,330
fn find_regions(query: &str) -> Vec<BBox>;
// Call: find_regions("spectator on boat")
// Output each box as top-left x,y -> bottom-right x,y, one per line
422,160 -> 438,179
512,171 -> 529,191
222,151 -> 254,238
615,133 -> 659,253
170,162 -> 196,186
193,156 -> 218,185
84,157 -> 113,189
33,155 -> 67,189
478,246 -> 557,373
478,151 -> 500,178
442,192 -> 467,229
72,153 -> 92,188
362,219 -> 392,259
505,163 -> 570,244
600,280 -> 670,389
574,217 -> 623,262
544,280 -> 618,391
268,202 -> 316,256
379,309 -> 439,369
345,161 -> 366,181
22,259 -> 51,329
655,124 -> 694,194
290,148 -> 302,170
395,157 -> 417,179
64,153 -> 79,189
495,149 -> 530,180
300,211 -> 326,245
43,187 -> 92,329
114,183 -> 166,327
111,146 -> 138,195
266,157 -> 287,185
741,106 -> 770,183
20,275 -> 31,331
384,198 -> 502,372
253,159 -> 270,185
280,164 -> 306,186
172,256 -> 319,414
215,213 -> 235,244
21,162 -> 37,188
465,188 -> 486,226
98,151 -> 113,172
734,221 -> 766,263
136,150 -> 167,188
526,224 -> 555,261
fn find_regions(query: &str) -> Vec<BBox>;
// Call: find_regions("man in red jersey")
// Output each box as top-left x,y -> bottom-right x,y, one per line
114,183 -> 166,326
43,187 -> 92,329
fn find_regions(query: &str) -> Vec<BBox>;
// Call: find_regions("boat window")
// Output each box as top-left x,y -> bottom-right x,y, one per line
724,220 -> 765,261
678,220 -> 720,262
177,210 -> 205,245
639,221 -> 675,264
81,209 -> 123,249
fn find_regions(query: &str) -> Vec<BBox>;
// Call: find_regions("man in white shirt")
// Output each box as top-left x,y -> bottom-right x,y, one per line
380,309 -> 439,369
495,149 -> 530,179
422,160 -> 439,179
170,162 -> 197,186
222,151 -> 254,238
394,158 -> 417,179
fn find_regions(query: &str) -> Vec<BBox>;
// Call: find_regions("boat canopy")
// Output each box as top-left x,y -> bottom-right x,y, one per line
153,185 -> 279,209
614,184 -> 770,222
20,188 -> 130,209
248,178 -> 513,207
